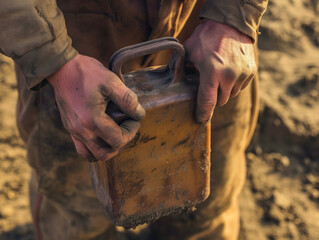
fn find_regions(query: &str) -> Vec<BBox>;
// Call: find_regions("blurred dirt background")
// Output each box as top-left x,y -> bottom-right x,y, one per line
1,0 -> 319,239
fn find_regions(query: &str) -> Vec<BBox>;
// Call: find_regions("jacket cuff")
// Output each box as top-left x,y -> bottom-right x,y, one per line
0,1 -> 78,90
14,31 -> 78,90
200,0 -> 268,41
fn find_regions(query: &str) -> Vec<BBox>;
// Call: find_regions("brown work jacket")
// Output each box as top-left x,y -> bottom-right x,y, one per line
0,0 -> 267,90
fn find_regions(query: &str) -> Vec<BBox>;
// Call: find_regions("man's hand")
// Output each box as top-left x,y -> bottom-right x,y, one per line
184,20 -> 257,123
47,54 -> 146,161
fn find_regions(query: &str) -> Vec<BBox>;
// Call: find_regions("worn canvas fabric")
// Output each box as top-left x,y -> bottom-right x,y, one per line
6,0 -> 265,239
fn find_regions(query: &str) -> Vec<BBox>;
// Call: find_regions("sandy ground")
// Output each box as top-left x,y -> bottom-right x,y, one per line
0,55 -> 33,240
1,0 -> 319,239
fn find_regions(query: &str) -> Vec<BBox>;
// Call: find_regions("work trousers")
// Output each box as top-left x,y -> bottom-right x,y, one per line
16,1 -> 259,239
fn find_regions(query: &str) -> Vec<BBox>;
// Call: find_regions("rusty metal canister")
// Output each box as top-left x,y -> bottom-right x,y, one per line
90,37 -> 211,229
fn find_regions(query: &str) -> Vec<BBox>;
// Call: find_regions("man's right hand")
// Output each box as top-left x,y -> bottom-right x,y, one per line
47,54 -> 146,161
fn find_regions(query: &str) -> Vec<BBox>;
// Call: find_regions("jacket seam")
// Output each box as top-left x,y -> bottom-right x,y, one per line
34,6 -> 56,41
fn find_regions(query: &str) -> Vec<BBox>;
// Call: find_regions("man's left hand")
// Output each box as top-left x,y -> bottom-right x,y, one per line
184,20 -> 257,123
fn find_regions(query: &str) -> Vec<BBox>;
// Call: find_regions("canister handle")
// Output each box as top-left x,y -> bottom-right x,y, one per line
108,37 -> 185,84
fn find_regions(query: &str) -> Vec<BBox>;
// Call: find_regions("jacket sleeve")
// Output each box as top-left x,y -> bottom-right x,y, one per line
200,0 -> 268,41
0,0 -> 78,89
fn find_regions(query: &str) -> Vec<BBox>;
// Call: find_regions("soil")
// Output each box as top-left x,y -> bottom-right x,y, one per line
0,0 -> 319,239
0,55 -> 33,240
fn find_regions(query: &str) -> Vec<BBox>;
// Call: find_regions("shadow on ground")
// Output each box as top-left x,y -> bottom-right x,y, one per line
0,224 -> 34,240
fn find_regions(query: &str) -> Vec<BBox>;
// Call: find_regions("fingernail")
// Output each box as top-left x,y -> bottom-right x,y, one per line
135,104 -> 146,120
196,111 -> 213,123
196,115 -> 207,123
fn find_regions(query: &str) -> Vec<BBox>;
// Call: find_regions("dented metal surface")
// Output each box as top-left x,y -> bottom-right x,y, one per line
90,38 -> 211,229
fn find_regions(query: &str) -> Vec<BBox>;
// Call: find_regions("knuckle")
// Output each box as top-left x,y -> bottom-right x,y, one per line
222,67 -> 237,80
122,90 -> 138,109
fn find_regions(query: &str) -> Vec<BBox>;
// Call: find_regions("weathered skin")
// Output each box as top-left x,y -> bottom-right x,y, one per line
47,19 -> 257,161
47,55 -> 146,161
184,20 -> 257,122
3,0 -> 268,239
